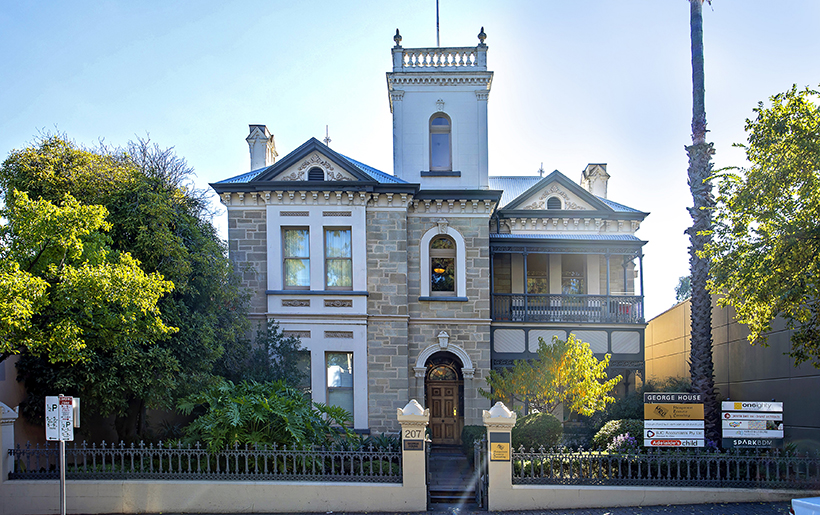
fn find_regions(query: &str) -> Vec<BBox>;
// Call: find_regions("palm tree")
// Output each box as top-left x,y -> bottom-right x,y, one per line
686,0 -> 719,445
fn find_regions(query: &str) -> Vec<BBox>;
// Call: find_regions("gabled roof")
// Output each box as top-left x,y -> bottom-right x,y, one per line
498,170 -> 612,212
213,138 -> 412,192
489,171 -> 646,217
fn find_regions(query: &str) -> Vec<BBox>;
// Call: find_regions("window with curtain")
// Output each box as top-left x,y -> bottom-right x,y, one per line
430,235 -> 456,294
430,114 -> 452,171
325,228 -> 352,289
283,228 -> 310,288
326,352 -> 354,418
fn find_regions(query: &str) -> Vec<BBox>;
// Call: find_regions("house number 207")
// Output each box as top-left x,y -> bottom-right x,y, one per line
404,429 -> 422,439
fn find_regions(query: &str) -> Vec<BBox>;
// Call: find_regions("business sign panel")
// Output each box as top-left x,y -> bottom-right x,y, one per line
644,403 -> 704,420
722,429 -> 784,438
644,439 -> 704,448
721,401 -> 783,413
644,393 -> 702,403
644,420 -> 705,429
722,419 -> 782,430
722,411 -> 783,421
644,429 -> 704,439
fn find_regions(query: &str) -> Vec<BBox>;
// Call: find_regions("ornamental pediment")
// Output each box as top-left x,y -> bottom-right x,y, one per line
269,152 -> 357,182
517,182 -> 594,211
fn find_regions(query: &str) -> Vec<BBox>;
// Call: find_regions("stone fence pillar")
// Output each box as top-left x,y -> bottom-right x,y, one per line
0,401 -> 18,480
482,401 -> 517,511
397,399 -> 429,491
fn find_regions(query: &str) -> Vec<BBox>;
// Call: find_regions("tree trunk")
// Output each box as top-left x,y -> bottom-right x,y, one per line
113,397 -> 146,443
687,0 -> 719,445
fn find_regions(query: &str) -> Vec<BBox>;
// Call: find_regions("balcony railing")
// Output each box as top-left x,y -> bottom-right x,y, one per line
492,294 -> 643,324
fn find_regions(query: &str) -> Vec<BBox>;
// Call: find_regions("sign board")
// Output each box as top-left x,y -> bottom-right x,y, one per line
721,400 -> 784,447
489,432 -> 510,461
644,420 -> 705,429
644,429 -> 704,439
644,393 -> 702,403
45,396 -> 60,441
723,411 -> 782,421
721,401 -> 783,413
722,419 -> 782,430
45,395 -> 76,441
644,403 -> 704,420
723,438 -> 782,449
403,440 -> 424,451
644,439 -> 704,448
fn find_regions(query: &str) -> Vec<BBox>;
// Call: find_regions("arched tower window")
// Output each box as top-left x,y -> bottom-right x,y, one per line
547,197 -> 562,210
430,235 -> 456,294
429,114 -> 452,171
308,167 -> 324,181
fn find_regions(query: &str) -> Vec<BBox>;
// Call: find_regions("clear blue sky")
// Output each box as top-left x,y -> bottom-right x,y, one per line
2,1 -> 818,319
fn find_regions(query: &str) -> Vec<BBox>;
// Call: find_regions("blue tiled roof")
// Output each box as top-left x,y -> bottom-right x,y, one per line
215,168 -> 265,184
596,197 -> 642,213
488,176 -> 541,208
490,233 -> 643,242
339,154 -> 408,184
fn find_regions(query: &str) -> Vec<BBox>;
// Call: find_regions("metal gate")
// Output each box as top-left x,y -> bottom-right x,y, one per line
474,436 -> 488,508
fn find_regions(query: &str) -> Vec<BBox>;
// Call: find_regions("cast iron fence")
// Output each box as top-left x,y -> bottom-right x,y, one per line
8,440 -> 402,483
513,446 -> 820,489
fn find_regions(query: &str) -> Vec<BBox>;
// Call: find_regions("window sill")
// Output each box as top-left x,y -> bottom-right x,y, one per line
418,296 -> 468,302
420,170 -> 461,177
267,290 -> 369,296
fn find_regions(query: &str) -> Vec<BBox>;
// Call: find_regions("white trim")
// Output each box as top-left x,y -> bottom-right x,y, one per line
419,225 -> 467,298
414,343 -> 474,379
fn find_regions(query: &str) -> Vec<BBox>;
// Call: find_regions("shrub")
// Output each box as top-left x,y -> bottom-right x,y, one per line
511,412 -> 562,451
592,419 -> 643,450
606,432 -> 639,453
461,425 -> 486,457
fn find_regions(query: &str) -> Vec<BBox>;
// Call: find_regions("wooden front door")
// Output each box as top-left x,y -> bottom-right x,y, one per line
427,380 -> 461,445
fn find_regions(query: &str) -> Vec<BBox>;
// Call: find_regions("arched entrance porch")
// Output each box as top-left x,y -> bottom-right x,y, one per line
424,352 -> 464,445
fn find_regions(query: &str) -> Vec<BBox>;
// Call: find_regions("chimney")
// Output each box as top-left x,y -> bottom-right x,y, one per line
580,163 -> 610,199
246,125 -> 277,171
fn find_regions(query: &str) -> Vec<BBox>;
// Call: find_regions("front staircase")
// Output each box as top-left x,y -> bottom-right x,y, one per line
427,445 -> 479,509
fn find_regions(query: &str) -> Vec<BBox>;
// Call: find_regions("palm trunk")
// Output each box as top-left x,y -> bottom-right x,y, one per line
686,0 -> 719,445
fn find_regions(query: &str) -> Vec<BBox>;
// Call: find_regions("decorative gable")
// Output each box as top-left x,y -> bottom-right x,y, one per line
272,152 -> 357,182
518,182 -> 594,211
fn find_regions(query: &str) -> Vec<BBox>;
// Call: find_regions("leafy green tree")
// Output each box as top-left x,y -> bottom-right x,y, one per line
707,85 -> 820,368
216,320 -> 309,387
178,380 -> 352,453
686,0 -> 719,444
674,276 -> 692,303
0,190 -> 175,364
1,135 -> 248,440
480,335 -> 621,418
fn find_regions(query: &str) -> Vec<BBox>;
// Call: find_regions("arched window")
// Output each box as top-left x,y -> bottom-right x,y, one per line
547,197 -> 562,210
429,114 -> 452,171
430,235 -> 456,294
308,167 -> 324,181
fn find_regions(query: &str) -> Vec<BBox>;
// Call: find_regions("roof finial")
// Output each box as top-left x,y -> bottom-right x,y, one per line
478,26 -> 487,46
323,125 -> 331,147
538,162 -> 545,177
393,29 -> 402,48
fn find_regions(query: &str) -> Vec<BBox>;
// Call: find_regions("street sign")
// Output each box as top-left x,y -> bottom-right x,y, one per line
644,429 -> 704,439
644,403 -> 704,420
45,396 -> 59,441
45,395 -> 75,441
721,401 -> 783,412
644,420 -> 705,429
644,439 -> 704,448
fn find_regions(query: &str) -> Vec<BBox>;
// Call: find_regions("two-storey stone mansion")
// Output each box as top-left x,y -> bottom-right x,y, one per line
210,30 -> 648,444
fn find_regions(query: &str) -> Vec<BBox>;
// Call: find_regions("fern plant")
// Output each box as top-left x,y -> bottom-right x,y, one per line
178,379 -> 352,453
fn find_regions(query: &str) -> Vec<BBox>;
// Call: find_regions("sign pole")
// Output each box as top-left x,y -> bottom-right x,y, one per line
59,439 -> 66,515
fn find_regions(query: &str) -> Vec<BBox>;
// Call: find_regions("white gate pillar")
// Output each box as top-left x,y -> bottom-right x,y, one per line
0,401 -> 18,479
397,399 -> 429,492
483,401 -> 517,511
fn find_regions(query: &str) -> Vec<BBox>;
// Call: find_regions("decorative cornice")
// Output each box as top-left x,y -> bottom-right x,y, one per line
410,198 -> 496,215
388,74 -> 492,88
325,299 -> 353,308
282,299 -> 310,307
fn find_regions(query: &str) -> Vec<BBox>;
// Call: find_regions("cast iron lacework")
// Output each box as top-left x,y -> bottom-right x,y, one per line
8,441 -> 402,483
